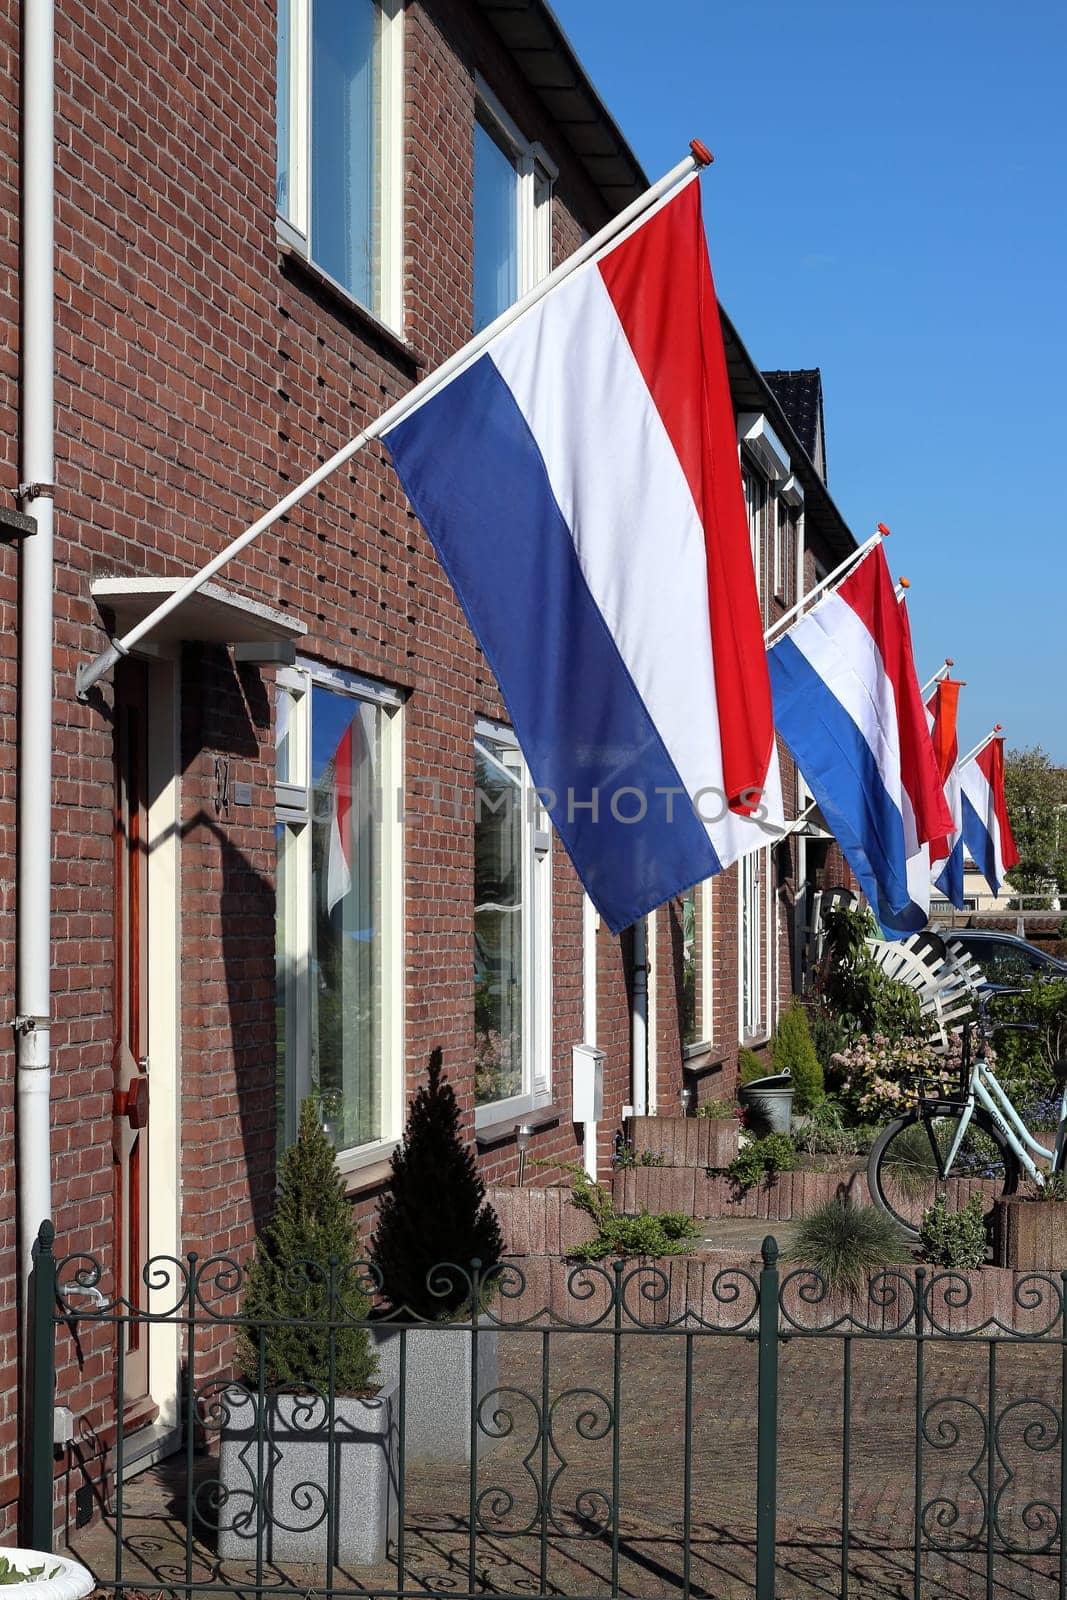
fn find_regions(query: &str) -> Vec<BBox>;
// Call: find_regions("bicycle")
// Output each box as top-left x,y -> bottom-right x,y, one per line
867,987 -> 1062,1238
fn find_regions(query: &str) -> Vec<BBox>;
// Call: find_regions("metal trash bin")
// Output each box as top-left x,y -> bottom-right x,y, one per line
738,1072 -> 794,1135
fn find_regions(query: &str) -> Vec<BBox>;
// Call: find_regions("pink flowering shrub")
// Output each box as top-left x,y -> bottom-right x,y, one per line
832,1032 -> 989,1121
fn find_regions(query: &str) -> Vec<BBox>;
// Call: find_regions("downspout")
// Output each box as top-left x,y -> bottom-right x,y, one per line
631,917 -> 648,1119
17,0 -> 55,1298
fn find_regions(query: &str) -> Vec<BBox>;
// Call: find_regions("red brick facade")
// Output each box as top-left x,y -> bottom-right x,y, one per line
0,0 -> 856,1535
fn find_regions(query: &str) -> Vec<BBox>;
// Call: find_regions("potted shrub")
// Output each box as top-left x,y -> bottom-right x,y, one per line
0,1553 -> 93,1599
369,1049 -> 504,1462
216,1099 -> 397,1566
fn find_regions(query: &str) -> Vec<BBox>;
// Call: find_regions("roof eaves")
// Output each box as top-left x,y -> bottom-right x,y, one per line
721,314 -> 857,563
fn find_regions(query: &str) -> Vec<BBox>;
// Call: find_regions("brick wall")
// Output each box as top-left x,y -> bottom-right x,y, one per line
0,0 -> 854,1536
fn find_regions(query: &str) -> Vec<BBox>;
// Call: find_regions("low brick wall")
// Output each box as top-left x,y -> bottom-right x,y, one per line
994,1198 -> 1067,1269
488,1185 -> 596,1257
627,1115 -> 739,1168
487,1247 -> 1066,1334
610,1166 -> 1003,1225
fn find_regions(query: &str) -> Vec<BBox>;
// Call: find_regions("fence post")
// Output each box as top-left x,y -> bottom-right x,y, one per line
755,1234 -> 780,1600
28,1220 -> 57,1551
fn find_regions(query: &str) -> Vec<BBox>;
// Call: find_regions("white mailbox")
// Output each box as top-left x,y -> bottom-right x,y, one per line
572,1042 -> 605,1124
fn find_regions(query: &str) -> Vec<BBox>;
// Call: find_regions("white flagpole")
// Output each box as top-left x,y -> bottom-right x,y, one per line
920,659 -> 955,697
763,523 -> 889,646
959,723 -> 1004,768
77,141 -> 714,699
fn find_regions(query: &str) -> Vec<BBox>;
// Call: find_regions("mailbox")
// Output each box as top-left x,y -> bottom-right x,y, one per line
572,1042 -> 605,1124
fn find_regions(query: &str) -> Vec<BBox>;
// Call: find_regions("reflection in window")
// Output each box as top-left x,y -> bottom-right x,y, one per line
310,689 -> 382,1149
681,887 -> 698,1047
474,735 -> 524,1105
473,116 -> 519,333
276,676 -> 397,1156
311,0 -> 381,307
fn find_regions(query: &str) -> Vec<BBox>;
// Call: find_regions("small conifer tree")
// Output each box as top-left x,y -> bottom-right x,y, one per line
771,1001 -> 824,1112
370,1049 -> 504,1320
237,1097 -> 377,1392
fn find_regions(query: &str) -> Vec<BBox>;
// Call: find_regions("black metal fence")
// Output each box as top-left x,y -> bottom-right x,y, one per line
27,1223 -> 1067,1600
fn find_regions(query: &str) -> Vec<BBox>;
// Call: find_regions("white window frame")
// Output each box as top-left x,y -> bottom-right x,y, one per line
474,716 -> 553,1133
739,851 -> 764,1042
474,77 -> 557,316
682,879 -> 715,1057
742,464 -> 766,609
277,0 -> 405,332
275,660 -> 405,1173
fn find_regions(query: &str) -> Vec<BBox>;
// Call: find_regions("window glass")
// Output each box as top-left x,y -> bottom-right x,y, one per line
277,0 -> 292,216
474,735 -> 525,1106
276,675 -> 395,1156
311,0 -> 381,307
474,116 -> 519,333
680,886 -> 698,1046
309,687 -> 383,1148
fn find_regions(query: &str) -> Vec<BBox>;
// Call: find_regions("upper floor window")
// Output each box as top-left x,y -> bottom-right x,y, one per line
277,0 -> 403,328
473,83 -> 556,333
474,721 -> 552,1127
275,663 -> 404,1164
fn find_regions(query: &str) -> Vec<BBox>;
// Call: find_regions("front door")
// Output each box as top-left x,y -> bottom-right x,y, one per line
113,658 -> 153,1424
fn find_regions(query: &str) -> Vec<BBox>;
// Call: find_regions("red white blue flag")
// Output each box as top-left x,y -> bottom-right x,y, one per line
961,736 -> 1019,896
769,546 -> 953,937
384,176 -> 782,933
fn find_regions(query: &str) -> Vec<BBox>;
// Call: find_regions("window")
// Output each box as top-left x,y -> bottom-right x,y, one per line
680,881 -> 714,1050
276,0 -> 403,328
740,852 -> 764,1040
473,83 -> 556,333
742,466 -> 765,606
275,663 -> 403,1162
474,721 -> 552,1126
773,498 -> 794,602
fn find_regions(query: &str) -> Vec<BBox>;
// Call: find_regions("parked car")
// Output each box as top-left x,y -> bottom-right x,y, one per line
947,929 -> 1067,986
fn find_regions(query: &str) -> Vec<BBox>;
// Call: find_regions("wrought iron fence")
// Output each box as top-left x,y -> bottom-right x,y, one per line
27,1223 -> 1067,1600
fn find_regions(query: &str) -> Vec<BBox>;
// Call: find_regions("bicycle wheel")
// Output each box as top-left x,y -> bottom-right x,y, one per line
868,1106 -> 1020,1238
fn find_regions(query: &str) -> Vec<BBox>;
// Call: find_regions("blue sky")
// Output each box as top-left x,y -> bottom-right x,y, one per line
552,0 -> 1067,761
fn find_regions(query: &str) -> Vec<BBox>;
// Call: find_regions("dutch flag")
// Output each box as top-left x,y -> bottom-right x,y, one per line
960,736 -> 1019,896
768,545 -> 953,938
384,177 -> 783,933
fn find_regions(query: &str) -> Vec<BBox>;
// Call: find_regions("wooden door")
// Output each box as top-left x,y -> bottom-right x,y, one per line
113,659 -> 153,1423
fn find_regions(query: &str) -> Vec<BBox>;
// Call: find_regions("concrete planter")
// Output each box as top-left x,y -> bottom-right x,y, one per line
0,1552 -> 94,1600
994,1198 -> 1067,1269
372,1323 -> 499,1462
217,1384 -> 398,1565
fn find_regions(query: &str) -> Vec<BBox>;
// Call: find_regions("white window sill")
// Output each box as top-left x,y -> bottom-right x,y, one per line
475,1093 -> 557,1147
276,230 -> 422,371
337,1136 -> 400,1194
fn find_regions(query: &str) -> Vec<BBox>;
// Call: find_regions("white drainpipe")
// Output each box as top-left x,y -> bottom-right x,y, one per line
631,917 -> 648,1119
17,0 -> 56,1294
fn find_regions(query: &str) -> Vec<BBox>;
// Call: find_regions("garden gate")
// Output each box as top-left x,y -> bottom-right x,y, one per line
27,1222 -> 1067,1600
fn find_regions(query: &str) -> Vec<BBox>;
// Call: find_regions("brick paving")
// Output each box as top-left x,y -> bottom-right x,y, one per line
64,1316 -> 1067,1600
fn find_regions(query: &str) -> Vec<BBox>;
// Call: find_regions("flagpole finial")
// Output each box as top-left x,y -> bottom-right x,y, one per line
689,139 -> 714,167
945,657 -> 954,668
876,522 -> 891,537
898,576 -> 911,589
995,723 -> 1003,733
